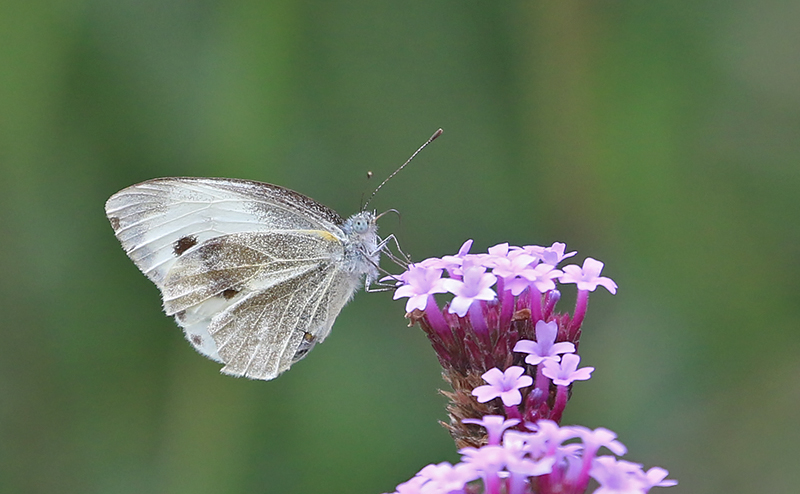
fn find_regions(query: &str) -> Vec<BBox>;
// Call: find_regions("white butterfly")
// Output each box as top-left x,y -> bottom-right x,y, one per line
105,177 -> 383,380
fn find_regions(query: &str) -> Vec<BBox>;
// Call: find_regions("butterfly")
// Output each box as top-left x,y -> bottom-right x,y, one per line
105,130 -> 441,381
105,177 -> 384,380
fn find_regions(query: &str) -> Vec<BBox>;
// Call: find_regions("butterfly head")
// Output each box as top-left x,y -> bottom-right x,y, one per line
342,210 -> 378,239
341,210 -> 381,281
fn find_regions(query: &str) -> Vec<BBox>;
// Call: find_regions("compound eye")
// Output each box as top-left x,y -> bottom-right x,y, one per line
354,218 -> 368,233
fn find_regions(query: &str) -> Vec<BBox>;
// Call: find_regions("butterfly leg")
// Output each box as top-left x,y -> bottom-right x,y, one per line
375,234 -> 411,267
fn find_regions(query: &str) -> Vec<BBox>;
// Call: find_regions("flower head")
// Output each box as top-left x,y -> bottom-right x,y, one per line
387,240 -> 674,494
388,419 -> 674,494
390,241 -> 614,446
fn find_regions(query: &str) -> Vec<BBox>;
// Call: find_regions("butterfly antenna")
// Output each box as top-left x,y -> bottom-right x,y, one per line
359,171 -> 376,210
363,128 -> 443,210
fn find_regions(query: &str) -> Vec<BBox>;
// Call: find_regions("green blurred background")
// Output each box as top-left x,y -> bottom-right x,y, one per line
2,1 -> 799,493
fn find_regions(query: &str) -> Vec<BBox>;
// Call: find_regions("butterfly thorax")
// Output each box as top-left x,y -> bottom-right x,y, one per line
341,211 -> 380,284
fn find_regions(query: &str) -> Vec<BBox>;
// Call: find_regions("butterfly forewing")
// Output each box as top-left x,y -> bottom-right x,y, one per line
106,177 -> 375,380
105,177 -> 345,285
161,230 -> 341,313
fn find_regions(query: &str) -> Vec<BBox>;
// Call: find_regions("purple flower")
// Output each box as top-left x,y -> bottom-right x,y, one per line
441,262 -> 497,317
437,239 -> 475,275
559,257 -> 618,294
441,238 -> 474,263
520,262 -> 562,293
415,461 -> 478,494
501,431 -> 556,477
574,426 -> 627,457
388,475 -> 426,494
458,444 -> 508,474
513,320 -> 576,365
414,256 -> 450,270
641,466 -> 678,489
522,242 -> 577,266
462,415 -> 520,445
392,265 -> 448,312
472,366 -> 533,406
387,240 -> 676,494
526,420 -> 580,456
590,456 -> 650,494
491,252 -> 539,296
541,353 -> 594,386
388,418 -> 675,494
487,242 -> 511,257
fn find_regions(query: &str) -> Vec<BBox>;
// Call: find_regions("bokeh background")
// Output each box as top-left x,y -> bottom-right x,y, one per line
2,1 -> 799,493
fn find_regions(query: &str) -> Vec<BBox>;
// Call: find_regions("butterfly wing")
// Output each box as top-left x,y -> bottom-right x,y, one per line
105,177 -> 344,285
164,231 -> 361,380
106,177 -> 359,380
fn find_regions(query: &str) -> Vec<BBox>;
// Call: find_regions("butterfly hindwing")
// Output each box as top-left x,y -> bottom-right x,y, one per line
163,230 -> 359,380
207,256 -> 359,379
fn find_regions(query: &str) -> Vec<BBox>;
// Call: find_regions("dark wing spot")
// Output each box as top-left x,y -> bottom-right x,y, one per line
173,235 -> 198,256
221,288 -> 239,300
292,332 -> 317,363
190,334 -> 203,346
108,216 -> 120,230
175,310 -> 187,323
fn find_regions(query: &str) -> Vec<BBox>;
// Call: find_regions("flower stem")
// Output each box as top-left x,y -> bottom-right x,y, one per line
485,471 -> 501,494
550,385 -> 569,423
543,289 -> 560,320
530,288 -> 543,323
469,302 -> 490,347
569,289 -> 589,338
424,295 -> 451,342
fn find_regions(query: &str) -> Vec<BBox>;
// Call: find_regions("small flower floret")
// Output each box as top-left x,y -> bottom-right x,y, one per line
573,426 -> 627,456
541,354 -> 594,386
491,253 -> 540,296
559,257 -> 618,294
462,415 -> 520,445
513,320 -> 576,365
590,456 -> 653,494
392,265 -> 448,312
520,262 -> 563,293
415,461 -> 479,494
441,263 -> 497,317
472,366 -> 533,406
641,466 -> 678,489
528,242 -> 577,266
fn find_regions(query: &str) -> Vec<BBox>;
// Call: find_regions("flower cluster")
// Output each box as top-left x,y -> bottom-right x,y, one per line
384,240 -> 675,494
391,417 -> 676,494
389,240 -> 617,445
